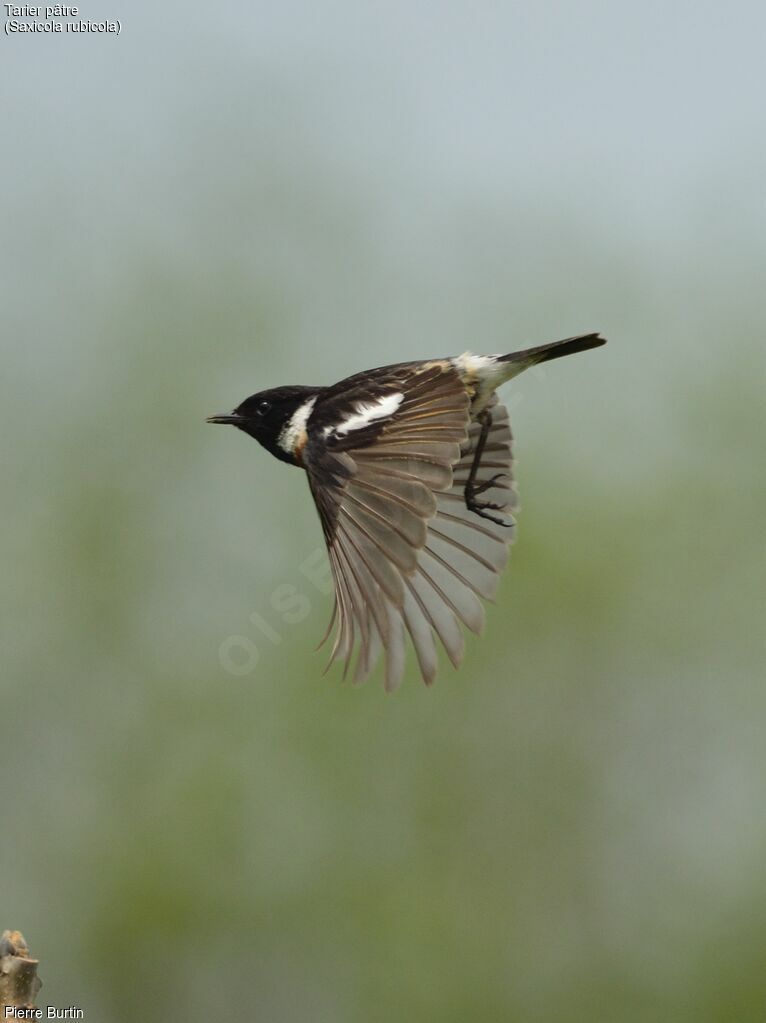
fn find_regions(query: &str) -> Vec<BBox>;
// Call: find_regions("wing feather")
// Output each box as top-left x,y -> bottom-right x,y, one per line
304,369 -> 517,688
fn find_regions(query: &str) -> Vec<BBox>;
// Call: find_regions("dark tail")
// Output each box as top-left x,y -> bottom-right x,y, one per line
500,332 -> 606,366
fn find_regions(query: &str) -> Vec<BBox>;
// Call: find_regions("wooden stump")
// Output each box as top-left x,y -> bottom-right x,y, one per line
0,931 -> 42,1012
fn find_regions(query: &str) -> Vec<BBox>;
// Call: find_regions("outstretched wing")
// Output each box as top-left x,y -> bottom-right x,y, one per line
304,365 -> 517,689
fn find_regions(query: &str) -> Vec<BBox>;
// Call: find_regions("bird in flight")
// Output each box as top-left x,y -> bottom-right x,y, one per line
208,333 -> 606,689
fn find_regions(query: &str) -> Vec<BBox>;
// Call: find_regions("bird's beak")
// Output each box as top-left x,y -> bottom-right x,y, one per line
206,412 -> 243,425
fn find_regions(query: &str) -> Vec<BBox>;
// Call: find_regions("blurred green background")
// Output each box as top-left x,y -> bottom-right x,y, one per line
2,3 -> 765,1020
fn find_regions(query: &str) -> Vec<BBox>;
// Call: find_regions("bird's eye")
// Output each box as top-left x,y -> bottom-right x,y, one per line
256,400 -> 271,416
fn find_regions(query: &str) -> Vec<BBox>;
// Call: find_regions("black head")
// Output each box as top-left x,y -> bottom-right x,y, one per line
207,385 -> 319,465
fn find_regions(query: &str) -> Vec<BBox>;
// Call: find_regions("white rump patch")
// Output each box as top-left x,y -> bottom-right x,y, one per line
278,396 -> 317,454
452,351 -> 511,411
335,392 -> 403,435
452,351 -> 500,380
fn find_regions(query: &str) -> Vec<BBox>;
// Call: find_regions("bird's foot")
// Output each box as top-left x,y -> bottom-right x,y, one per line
470,473 -> 509,496
464,476 -> 512,527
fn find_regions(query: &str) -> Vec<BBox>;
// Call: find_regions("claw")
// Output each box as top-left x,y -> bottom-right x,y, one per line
464,489 -> 513,528
471,472 -> 509,496
467,501 -> 512,527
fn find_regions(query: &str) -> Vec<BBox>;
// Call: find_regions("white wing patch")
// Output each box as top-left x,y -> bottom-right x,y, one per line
334,392 -> 404,435
278,396 -> 317,454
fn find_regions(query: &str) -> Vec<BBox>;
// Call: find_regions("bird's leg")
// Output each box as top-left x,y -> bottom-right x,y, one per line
463,408 -> 512,527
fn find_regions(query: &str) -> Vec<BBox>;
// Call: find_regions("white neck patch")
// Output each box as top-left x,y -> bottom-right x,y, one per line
334,392 -> 403,435
278,396 -> 317,454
